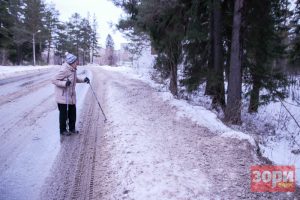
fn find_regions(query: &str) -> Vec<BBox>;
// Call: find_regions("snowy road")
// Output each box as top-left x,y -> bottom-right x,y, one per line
0,67 -> 90,200
0,66 -> 298,200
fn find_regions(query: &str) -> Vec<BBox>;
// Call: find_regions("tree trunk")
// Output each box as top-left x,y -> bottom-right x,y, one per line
76,44 -> 79,64
225,0 -> 244,124
17,45 -> 22,65
1,49 -> 6,65
205,6 -> 215,96
91,48 -> 94,63
224,49 -> 230,82
248,75 -> 260,113
168,43 -> 179,96
47,40 -> 51,64
169,61 -> 178,96
212,0 -> 225,109
83,51 -> 85,65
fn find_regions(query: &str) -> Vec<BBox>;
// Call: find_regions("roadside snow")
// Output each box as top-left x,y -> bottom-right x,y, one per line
0,65 -> 58,80
98,63 -> 300,186
99,65 -> 255,146
243,98 -> 300,185
93,66 -> 290,199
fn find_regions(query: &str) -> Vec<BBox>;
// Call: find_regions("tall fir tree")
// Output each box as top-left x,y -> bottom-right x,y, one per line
0,0 -> 14,64
91,14 -> 99,63
44,3 -> 60,64
79,18 -> 92,65
23,0 -> 47,64
106,34 -> 115,66
67,13 -> 82,58
243,0 -> 290,113
290,0 -> 300,64
8,0 -> 27,64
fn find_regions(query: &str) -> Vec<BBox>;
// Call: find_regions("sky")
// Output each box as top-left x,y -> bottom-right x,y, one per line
44,0 -> 128,49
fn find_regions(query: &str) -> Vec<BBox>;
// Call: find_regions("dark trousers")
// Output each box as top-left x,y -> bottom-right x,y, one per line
57,103 -> 76,133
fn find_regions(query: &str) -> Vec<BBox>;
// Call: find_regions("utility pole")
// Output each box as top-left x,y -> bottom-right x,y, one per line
33,30 -> 41,66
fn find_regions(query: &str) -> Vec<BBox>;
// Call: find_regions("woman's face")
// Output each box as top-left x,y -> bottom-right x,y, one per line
71,60 -> 78,68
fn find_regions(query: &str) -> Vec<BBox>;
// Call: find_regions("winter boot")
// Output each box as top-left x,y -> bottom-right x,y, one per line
60,130 -> 71,136
69,129 -> 79,134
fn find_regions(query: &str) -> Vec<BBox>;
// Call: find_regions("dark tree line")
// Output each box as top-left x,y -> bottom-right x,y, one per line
0,0 -> 99,65
113,0 -> 299,124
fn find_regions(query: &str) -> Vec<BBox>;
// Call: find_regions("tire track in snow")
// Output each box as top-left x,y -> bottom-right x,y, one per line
0,73 -> 55,106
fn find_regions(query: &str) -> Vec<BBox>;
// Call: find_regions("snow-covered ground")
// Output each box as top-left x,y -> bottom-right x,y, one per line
0,65 -> 56,80
243,95 -> 300,184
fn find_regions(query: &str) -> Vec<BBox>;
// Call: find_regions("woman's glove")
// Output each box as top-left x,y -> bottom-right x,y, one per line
66,79 -> 71,87
84,77 -> 90,84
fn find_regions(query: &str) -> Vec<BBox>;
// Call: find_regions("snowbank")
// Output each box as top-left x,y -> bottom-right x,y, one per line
99,65 -> 256,146
243,98 -> 300,185
0,65 -> 58,80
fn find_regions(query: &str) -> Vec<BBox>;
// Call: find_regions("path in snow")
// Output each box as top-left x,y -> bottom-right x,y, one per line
91,66 -> 297,199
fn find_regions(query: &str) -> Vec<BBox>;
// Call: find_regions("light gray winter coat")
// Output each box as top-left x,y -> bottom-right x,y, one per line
52,63 -> 84,105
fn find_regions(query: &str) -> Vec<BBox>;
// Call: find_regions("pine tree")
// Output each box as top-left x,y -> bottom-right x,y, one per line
243,0 -> 290,113
67,13 -> 82,58
79,18 -> 92,65
181,0 -> 210,92
141,0 -> 185,96
54,23 -> 70,63
44,3 -> 59,64
0,0 -> 14,64
115,0 -> 186,95
290,0 -> 300,64
91,14 -> 99,63
23,0 -> 47,64
106,34 -> 115,66
8,0 -> 27,65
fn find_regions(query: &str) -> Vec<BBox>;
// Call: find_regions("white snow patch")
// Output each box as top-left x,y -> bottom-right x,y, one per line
244,98 -> 300,185
0,65 -> 57,80
103,75 -> 212,199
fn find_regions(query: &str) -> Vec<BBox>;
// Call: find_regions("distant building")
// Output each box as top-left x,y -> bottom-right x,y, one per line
94,43 -> 132,66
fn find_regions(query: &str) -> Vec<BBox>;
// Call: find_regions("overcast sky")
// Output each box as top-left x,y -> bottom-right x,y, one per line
45,0 -> 128,49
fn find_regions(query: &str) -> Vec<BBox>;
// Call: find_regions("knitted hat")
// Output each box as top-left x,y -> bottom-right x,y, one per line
65,52 -> 77,64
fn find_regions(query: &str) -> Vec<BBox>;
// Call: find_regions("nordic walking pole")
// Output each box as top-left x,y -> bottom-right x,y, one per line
66,80 -> 69,130
88,83 -> 107,122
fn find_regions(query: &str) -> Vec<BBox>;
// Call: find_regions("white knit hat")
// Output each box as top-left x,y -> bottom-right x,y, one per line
65,52 -> 77,64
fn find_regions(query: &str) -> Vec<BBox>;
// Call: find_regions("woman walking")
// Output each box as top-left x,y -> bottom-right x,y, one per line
52,53 -> 90,135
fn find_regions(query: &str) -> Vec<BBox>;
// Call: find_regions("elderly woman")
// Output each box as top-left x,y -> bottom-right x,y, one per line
52,53 -> 90,135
